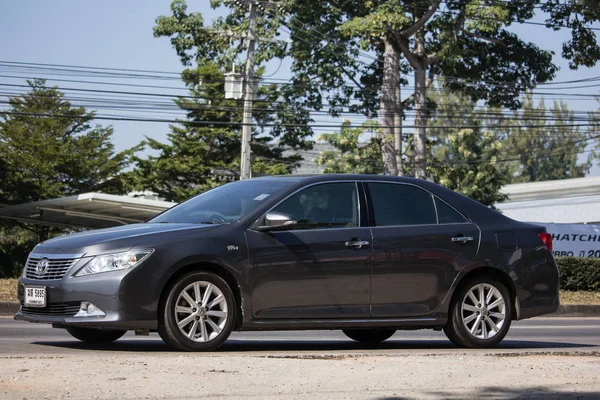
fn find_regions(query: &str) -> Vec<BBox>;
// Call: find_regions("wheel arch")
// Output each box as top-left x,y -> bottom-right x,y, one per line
449,267 -> 519,320
157,261 -> 244,330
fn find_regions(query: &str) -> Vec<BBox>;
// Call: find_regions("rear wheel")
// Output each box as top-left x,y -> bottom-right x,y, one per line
444,276 -> 512,348
66,327 -> 126,344
158,271 -> 236,351
342,329 -> 396,344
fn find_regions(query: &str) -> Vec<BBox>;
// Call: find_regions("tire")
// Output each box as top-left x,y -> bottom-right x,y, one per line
444,276 -> 513,348
342,329 -> 396,344
158,271 -> 236,351
66,327 -> 126,344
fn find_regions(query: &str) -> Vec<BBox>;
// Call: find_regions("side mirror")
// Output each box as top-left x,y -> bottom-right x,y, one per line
255,212 -> 297,232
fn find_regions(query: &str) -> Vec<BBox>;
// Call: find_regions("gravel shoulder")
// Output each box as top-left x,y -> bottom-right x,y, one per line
1,352 -> 598,399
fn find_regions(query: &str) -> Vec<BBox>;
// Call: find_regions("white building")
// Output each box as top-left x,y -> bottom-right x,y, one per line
497,176 -> 600,224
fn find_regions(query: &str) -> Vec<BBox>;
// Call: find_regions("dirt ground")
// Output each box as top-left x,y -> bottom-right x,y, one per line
1,352 -> 598,399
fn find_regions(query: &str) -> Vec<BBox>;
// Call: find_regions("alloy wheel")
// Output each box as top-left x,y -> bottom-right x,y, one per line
174,281 -> 228,343
460,283 -> 506,340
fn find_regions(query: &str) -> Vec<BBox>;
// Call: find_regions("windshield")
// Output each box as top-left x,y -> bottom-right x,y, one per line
148,180 -> 296,224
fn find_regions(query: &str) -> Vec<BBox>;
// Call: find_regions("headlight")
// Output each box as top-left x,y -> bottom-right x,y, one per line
75,250 -> 153,277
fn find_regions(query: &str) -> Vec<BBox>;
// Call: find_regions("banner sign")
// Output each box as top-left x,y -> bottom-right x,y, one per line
539,223 -> 600,259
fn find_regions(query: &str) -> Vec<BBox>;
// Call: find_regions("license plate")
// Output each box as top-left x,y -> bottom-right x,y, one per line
24,286 -> 46,308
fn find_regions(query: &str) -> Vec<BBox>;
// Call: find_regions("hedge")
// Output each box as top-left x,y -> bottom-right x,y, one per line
556,257 -> 600,292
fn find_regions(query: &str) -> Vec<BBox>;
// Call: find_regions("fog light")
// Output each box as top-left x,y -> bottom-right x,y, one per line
74,302 -> 105,318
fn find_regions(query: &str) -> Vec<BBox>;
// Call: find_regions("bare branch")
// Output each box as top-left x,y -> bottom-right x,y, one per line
401,76 -> 435,108
335,59 -> 366,92
401,0 -> 441,38
450,7 -> 507,50
394,33 -> 420,69
426,53 -> 440,65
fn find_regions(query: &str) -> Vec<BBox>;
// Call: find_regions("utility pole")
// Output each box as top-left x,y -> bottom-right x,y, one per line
240,1 -> 257,180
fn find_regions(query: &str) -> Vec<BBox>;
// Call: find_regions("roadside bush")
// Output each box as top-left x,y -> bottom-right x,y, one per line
0,226 -> 37,279
556,257 -> 600,292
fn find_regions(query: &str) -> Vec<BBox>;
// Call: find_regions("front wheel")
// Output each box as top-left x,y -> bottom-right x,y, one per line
444,276 -> 512,348
158,271 -> 236,351
342,329 -> 396,344
66,327 -> 126,344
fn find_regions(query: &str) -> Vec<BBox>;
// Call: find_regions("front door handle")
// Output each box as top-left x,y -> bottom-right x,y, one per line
345,240 -> 370,249
452,236 -> 474,244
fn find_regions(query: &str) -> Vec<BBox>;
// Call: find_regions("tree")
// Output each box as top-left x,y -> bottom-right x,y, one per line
147,0 -> 313,194
429,128 -> 508,207
426,89 -> 508,207
542,0 -> 600,69
0,79 -> 137,241
491,94 -> 592,183
316,120 -> 383,174
0,226 -> 37,278
317,88 -> 510,206
132,64 -> 301,202
284,0 -> 558,179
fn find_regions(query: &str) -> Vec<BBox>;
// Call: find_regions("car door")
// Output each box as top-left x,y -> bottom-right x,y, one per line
364,182 -> 480,318
246,181 -> 372,319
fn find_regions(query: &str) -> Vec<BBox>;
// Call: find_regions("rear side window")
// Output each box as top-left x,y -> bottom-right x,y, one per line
366,183 -> 437,226
435,198 -> 468,224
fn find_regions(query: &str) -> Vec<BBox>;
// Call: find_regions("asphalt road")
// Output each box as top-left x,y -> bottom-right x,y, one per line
1,316 -> 598,356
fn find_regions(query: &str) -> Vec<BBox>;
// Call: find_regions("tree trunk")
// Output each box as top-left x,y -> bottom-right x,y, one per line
36,225 -> 49,243
395,84 -> 403,176
379,36 -> 399,176
413,29 -> 428,180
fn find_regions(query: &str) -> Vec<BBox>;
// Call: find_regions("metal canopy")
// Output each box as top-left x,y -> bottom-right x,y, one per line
0,193 -> 176,230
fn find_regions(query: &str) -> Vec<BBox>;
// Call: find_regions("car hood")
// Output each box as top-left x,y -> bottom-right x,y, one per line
33,223 -> 220,256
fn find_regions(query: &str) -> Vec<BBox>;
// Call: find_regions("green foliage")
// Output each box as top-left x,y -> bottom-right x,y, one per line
144,1 -> 314,201
286,1 -> 557,115
316,89 -> 509,206
427,90 -> 508,207
316,120 -> 383,174
132,65 -> 301,202
542,0 -> 600,69
0,226 -> 37,278
489,94 -> 592,183
0,80 -> 137,241
556,257 -> 600,292
429,129 -> 508,207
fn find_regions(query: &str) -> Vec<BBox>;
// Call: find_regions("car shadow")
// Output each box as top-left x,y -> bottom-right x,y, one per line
379,386 -> 600,400
30,338 -> 597,353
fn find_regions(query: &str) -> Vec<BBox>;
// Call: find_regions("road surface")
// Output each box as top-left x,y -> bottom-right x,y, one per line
1,317 -> 598,399
0,316 -> 598,356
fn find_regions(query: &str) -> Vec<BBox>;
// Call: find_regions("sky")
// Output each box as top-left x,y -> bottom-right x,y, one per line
1,0 -> 599,175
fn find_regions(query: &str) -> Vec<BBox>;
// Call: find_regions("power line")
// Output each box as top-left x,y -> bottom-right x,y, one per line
2,110 -> 598,130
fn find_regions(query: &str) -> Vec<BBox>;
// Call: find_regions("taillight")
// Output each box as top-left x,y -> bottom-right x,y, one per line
538,233 -> 553,252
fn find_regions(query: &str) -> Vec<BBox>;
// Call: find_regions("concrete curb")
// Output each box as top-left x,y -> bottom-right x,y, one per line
1,302 -> 599,317
548,304 -> 600,317
0,302 -> 19,316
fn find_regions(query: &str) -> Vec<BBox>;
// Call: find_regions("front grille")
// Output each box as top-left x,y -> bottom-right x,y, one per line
21,302 -> 80,317
24,257 -> 79,280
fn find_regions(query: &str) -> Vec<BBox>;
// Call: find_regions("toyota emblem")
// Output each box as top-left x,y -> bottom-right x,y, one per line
36,258 -> 49,275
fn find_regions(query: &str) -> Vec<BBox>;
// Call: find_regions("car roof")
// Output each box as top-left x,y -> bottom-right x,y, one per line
252,174 -> 425,185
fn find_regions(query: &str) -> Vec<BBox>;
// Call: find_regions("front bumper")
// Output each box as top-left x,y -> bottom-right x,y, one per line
16,270 -> 157,330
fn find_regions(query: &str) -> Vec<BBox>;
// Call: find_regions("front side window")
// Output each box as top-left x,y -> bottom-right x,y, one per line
149,180 -> 296,224
366,183 -> 437,226
270,182 -> 359,229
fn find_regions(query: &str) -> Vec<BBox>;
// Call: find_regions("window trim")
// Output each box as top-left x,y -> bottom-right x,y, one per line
362,180 -> 472,228
248,180 -> 364,232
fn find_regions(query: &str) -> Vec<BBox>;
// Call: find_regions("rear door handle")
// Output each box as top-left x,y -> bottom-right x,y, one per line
452,236 -> 474,244
345,240 -> 370,249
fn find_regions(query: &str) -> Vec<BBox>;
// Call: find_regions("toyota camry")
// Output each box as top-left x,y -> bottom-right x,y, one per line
16,175 -> 559,351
